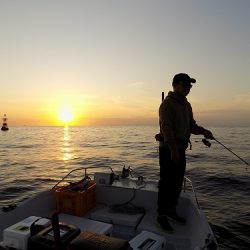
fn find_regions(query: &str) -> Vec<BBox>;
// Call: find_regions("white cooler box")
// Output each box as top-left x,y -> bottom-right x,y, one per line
3,216 -> 50,250
129,231 -> 166,250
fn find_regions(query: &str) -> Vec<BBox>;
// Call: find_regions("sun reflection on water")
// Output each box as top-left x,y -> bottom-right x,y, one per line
62,126 -> 73,161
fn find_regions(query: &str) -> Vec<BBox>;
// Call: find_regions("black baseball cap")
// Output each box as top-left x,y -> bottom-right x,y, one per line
172,73 -> 196,85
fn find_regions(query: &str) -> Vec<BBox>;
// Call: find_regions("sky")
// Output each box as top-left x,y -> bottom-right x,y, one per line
0,0 -> 250,127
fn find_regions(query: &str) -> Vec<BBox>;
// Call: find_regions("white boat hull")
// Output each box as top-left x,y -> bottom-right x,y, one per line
0,176 -> 217,250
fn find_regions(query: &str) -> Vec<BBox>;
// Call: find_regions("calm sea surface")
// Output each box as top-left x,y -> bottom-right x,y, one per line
0,126 -> 249,249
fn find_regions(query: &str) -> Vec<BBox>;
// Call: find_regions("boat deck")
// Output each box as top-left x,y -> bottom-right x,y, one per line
0,178 -> 216,250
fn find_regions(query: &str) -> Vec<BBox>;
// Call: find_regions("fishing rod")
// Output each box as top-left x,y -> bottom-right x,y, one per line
202,138 -> 249,168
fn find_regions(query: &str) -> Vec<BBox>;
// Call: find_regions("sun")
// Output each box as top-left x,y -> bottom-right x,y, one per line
59,112 -> 74,123
58,108 -> 74,124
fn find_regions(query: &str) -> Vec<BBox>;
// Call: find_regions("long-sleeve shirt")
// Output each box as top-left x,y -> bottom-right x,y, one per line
159,91 -> 206,152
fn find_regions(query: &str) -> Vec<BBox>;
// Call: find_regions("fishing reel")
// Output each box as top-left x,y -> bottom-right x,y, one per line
202,138 -> 211,147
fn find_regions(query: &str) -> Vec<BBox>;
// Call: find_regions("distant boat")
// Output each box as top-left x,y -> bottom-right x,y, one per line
1,114 -> 9,131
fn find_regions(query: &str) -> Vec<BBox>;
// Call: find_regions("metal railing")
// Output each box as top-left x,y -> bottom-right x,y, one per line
183,176 -> 200,209
52,166 -> 114,189
51,166 -> 201,209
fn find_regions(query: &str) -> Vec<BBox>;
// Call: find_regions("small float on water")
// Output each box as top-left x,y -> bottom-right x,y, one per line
1,114 -> 9,131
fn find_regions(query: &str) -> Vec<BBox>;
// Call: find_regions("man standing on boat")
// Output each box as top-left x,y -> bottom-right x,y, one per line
157,73 -> 214,232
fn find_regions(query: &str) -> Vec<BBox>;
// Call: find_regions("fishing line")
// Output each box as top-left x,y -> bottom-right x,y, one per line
202,138 -> 249,170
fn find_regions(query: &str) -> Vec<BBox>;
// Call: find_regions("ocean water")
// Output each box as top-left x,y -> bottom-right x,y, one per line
0,126 -> 249,249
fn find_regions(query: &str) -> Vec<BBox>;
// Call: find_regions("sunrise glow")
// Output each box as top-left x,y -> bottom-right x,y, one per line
1,1 -> 249,127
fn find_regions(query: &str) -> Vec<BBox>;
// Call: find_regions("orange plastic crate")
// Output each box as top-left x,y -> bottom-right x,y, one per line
55,181 -> 96,216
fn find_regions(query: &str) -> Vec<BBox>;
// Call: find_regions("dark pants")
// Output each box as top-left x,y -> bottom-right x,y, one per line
157,146 -> 186,215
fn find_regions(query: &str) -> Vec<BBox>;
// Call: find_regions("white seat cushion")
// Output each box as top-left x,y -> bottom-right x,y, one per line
59,213 -> 113,235
90,206 -> 144,227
